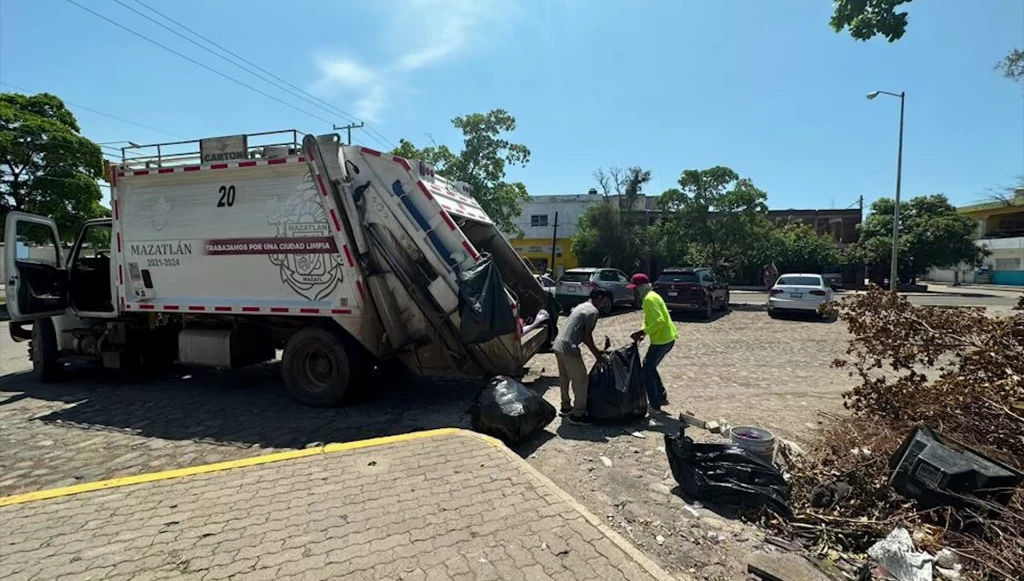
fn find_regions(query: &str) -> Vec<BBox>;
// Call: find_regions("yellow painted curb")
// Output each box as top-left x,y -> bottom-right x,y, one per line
0,427 -> 464,508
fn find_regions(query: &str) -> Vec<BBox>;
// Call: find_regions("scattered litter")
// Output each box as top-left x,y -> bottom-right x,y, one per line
705,421 -> 721,433
367,460 -> 377,467
933,549 -> 958,570
655,534 -> 665,545
867,527 -> 934,581
600,456 -> 613,467
680,412 -> 707,429
665,426 -> 792,519
630,431 -> 646,439
809,481 -> 851,508
890,426 -> 1023,509
656,446 -> 665,453
470,376 -> 556,445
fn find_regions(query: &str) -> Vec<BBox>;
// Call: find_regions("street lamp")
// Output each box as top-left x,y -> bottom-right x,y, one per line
867,90 -> 906,292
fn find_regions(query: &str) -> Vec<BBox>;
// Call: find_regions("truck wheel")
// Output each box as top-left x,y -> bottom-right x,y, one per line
282,327 -> 352,407
29,318 -> 64,382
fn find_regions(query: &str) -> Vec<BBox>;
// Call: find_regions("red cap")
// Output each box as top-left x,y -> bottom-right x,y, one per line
626,273 -> 650,289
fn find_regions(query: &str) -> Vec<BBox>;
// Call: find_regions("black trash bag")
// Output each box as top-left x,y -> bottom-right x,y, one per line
586,342 -> 648,423
458,257 -> 517,345
665,426 -> 793,519
471,376 -> 557,445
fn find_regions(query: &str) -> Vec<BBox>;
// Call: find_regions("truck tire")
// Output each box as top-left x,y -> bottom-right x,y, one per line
282,327 -> 353,407
29,318 -> 64,382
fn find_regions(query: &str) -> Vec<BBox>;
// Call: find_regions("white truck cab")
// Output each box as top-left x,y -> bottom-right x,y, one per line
5,130 -> 555,405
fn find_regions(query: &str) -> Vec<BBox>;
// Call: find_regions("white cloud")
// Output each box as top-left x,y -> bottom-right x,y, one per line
312,0 -> 513,121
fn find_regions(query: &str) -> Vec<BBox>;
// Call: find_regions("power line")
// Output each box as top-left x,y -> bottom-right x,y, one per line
0,81 -> 184,139
127,0 -> 395,150
64,0 -> 338,128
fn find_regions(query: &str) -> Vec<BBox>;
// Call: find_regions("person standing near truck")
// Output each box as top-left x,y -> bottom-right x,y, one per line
552,288 -> 611,425
628,273 -> 677,412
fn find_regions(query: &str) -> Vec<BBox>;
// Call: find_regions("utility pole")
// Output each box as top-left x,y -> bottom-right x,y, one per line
549,212 -> 559,275
333,122 -> 364,145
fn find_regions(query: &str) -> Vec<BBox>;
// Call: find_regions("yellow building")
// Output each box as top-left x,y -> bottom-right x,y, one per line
509,238 -> 577,274
504,194 -> 602,276
930,190 -> 1024,286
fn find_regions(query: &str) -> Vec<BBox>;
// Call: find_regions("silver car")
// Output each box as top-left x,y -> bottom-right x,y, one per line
555,267 -> 636,314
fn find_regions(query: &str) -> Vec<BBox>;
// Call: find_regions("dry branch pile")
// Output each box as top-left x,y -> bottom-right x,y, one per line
785,288 -> 1024,580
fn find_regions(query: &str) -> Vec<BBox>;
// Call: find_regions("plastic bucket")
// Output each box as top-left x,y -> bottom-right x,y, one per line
729,426 -> 776,463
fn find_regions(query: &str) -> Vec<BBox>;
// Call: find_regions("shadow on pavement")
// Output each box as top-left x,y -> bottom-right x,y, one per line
0,363 -> 487,451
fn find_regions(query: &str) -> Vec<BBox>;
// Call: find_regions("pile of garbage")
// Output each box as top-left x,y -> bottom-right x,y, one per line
780,289 -> 1024,580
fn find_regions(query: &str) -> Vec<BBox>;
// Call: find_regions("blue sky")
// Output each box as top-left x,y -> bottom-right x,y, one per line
2,0 -> 1022,211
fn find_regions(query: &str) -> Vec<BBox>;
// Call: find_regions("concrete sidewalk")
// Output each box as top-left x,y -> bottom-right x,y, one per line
0,429 -> 680,581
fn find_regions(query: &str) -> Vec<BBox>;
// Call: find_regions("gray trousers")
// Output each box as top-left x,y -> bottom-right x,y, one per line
555,352 -> 588,416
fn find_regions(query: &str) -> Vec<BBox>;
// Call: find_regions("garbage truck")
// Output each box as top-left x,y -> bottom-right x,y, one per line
4,130 -> 555,406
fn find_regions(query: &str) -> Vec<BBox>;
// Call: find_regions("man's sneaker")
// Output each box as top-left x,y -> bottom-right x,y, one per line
566,414 -> 592,425
660,398 -> 670,407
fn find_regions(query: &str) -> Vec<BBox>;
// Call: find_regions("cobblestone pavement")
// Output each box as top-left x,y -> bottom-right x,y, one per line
0,430 -> 674,581
0,310 -> 856,579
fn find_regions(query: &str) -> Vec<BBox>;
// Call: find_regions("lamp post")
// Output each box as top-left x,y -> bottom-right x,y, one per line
867,90 -> 905,292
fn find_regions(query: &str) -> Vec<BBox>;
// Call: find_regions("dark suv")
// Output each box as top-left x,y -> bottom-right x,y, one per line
653,267 -> 730,318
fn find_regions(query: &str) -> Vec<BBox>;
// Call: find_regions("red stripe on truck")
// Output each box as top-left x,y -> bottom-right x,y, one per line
158,168 -> 174,174
210,163 -> 228,170
316,174 -> 329,197
330,308 -> 352,315
461,241 -> 479,261
417,181 -> 434,201
238,161 -> 257,167
268,158 -> 286,165
393,156 -> 411,171
329,209 -> 342,231
361,147 -> 382,157
113,200 -> 119,220
116,233 -> 122,252
214,306 -> 233,312
343,245 -> 355,267
187,306 -> 206,311
440,211 -> 457,231
139,304 -> 155,310
270,307 -> 289,313
299,308 -> 319,314
241,306 -> 260,312
118,265 -> 123,285
184,166 -> 201,172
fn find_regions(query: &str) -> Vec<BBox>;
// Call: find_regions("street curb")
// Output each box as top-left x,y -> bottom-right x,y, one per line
0,427 -> 465,508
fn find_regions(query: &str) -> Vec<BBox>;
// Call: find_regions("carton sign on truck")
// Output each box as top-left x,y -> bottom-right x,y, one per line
199,134 -> 249,163
4,130 -> 555,406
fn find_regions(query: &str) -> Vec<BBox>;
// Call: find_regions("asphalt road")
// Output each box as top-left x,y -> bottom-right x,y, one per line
732,283 -> 1023,309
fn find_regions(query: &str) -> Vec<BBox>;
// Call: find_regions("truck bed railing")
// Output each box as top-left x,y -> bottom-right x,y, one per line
118,129 -> 305,170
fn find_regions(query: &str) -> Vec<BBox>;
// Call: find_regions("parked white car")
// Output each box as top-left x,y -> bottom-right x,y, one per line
767,274 -> 834,319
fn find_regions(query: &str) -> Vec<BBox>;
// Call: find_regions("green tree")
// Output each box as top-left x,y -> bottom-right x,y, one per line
857,194 -> 986,283
391,109 -> 530,234
769,221 -> 841,274
1,92 -> 107,242
571,166 -> 652,271
830,0 -> 1022,84
657,166 -> 773,278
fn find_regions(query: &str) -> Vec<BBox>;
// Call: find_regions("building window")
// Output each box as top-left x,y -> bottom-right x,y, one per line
530,215 -> 548,227
995,258 -> 1021,271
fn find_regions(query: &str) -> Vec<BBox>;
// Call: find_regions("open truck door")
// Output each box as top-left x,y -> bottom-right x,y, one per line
4,212 -> 68,323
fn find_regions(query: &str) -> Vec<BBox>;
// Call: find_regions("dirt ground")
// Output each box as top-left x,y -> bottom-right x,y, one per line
0,308 -> 856,580
521,307 -> 856,580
